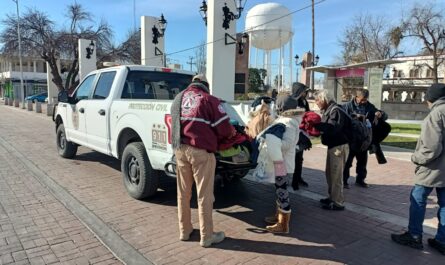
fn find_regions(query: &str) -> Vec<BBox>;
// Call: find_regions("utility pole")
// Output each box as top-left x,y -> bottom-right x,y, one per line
133,0 -> 136,31
310,0 -> 315,91
13,0 -> 25,109
187,56 -> 196,72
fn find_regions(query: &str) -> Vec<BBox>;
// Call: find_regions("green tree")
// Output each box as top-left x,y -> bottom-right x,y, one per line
248,68 -> 266,92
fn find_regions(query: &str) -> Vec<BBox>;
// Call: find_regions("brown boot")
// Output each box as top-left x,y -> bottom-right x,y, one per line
266,209 -> 291,234
264,202 -> 279,224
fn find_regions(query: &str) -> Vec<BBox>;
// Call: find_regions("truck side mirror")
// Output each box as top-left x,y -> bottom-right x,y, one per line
58,90 -> 69,103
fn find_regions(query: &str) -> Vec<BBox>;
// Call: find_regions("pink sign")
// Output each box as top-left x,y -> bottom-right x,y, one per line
335,68 -> 365,78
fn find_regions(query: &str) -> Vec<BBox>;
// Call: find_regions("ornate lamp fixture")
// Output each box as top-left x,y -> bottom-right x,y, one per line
222,0 -> 247,30
85,40 -> 95,59
152,14 -> 167,44
199,0 -> 208,25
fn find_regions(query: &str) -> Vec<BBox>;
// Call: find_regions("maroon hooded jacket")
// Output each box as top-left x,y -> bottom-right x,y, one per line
179,84 -> 234,152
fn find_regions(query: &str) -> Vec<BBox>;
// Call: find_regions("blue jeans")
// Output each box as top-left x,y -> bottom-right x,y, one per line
408,185 -> 445,243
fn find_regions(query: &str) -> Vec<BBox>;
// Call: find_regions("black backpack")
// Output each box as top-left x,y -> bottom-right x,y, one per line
330,106 -> 372,153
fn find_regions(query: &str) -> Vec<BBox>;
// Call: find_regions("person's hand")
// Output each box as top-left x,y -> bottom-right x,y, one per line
374,111 -> 382,125
375,111 -> 382,119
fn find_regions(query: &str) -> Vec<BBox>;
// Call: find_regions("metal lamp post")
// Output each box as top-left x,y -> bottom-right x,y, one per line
12,0 -> 25,109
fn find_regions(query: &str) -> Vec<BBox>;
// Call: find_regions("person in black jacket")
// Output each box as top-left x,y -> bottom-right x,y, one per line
342,88 -> 389,188
314,90 -> 351,211
275,82 -> 311,190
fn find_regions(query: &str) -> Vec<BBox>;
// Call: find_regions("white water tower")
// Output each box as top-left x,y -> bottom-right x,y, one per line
245,3 -> 294,91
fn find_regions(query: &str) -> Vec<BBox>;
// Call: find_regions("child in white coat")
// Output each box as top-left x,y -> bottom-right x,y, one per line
259,107 -> 304,234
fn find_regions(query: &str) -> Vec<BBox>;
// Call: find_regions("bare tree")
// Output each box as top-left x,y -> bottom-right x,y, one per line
194,40 -> 206,74
338,14 -> 400,65
99,29 -> 141,65
395,4 -> 445,83
1,3 -> 112,92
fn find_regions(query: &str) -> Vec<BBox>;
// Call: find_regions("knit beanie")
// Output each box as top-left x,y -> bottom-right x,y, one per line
425,83 -> 445,103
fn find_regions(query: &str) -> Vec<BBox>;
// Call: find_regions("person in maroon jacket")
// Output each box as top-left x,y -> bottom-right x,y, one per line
171,74 -> 235,248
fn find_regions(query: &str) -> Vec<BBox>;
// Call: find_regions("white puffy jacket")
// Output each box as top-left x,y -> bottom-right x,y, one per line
270,116 -> 301,173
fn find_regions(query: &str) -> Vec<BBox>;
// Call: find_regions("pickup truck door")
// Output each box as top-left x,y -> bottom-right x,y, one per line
66,74 -> 97,145
84,71 -> 117,154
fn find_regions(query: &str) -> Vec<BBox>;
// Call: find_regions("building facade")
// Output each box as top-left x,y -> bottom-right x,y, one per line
0,55 -> 48,99
384,54 -> 445,86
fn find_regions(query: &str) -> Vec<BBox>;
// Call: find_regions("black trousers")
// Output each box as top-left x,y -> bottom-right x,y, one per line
293,151 -> 304,178
343,149 -> 368,183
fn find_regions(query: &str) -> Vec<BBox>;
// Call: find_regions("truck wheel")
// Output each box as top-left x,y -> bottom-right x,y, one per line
121,142 -> 159,199
56,124 -> 78,158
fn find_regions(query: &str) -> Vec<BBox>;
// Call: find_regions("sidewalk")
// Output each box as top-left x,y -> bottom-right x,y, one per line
0,101 -> 443,264
0,116 -> 121,263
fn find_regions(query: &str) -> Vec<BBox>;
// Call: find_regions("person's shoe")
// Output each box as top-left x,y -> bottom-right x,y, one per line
266,209 -> 291,234
292,182 -> 300,191
179,230 -> 193,241
355,181 -> 370,188
344,183 -> 350,189
264,202 -> 279,224
428,238 -> 445,255
368,144 -> 376,154
200,232 -> 225,248
320,198 -> 332,205
391,232 -> 423,250
375,146 -> 387,164
321,202 -> 345,211
298,179 -> 309,187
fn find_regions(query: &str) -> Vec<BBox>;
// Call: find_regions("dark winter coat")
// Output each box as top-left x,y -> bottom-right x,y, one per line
316,101 -> 350,149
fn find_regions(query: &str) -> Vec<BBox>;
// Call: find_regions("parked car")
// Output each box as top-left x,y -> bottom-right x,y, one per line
25,92 -> 47,103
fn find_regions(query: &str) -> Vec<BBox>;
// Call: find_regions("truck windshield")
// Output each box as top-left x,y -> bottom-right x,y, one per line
121,70 -> 193,100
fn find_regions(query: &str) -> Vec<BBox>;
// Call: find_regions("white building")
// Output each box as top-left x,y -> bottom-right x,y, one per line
384,54 -> 445,85
0,55 -> 48,99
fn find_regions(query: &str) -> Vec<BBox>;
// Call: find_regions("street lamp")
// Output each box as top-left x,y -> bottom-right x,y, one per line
294,54 -> 305,82
12,0 -> 25,109
85,40 -> 95,59
313,55 -> 320,66
199,0 -> 208,26
152,14 -> 167,45
222,0 -> 247,30
392,67 -> 397,84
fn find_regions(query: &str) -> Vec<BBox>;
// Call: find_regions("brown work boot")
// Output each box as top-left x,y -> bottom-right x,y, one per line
266,209 -> 291,234
264,202 -> 279,224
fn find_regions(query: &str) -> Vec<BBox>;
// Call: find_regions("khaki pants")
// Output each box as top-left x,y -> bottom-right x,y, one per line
175,144 -> 216,241
326,144 -> 349,206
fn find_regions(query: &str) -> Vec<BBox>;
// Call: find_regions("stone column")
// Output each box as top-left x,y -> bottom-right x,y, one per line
27,100 -> 33,111
206,0 -> 237,101
78,39 -> 97,81
46,61 -> 60,105
141,16 -> 165,67
35,101 -> 42,113
300,52 -> 313,87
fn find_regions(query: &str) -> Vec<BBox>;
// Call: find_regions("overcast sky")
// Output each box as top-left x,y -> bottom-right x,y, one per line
1,0 -> 444,69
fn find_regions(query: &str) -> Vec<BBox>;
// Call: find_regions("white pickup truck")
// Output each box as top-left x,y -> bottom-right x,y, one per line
53,65 -> 254,200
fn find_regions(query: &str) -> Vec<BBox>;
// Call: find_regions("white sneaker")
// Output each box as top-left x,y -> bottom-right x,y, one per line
200,232 -> 225,247
179,230 -> 193,241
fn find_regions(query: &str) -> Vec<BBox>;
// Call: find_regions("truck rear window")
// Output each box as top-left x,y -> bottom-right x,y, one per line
121,71 -> 193,100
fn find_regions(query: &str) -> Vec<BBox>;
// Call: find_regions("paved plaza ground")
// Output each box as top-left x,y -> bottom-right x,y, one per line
0,101 -> 443,264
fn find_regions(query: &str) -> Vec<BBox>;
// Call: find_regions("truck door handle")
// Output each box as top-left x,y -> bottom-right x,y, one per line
79,108 -> 85,113
98,109 -> 106,116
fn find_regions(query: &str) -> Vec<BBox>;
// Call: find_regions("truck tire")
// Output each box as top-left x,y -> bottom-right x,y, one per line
121,142 -> 159,199
56,124 -> 78,158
